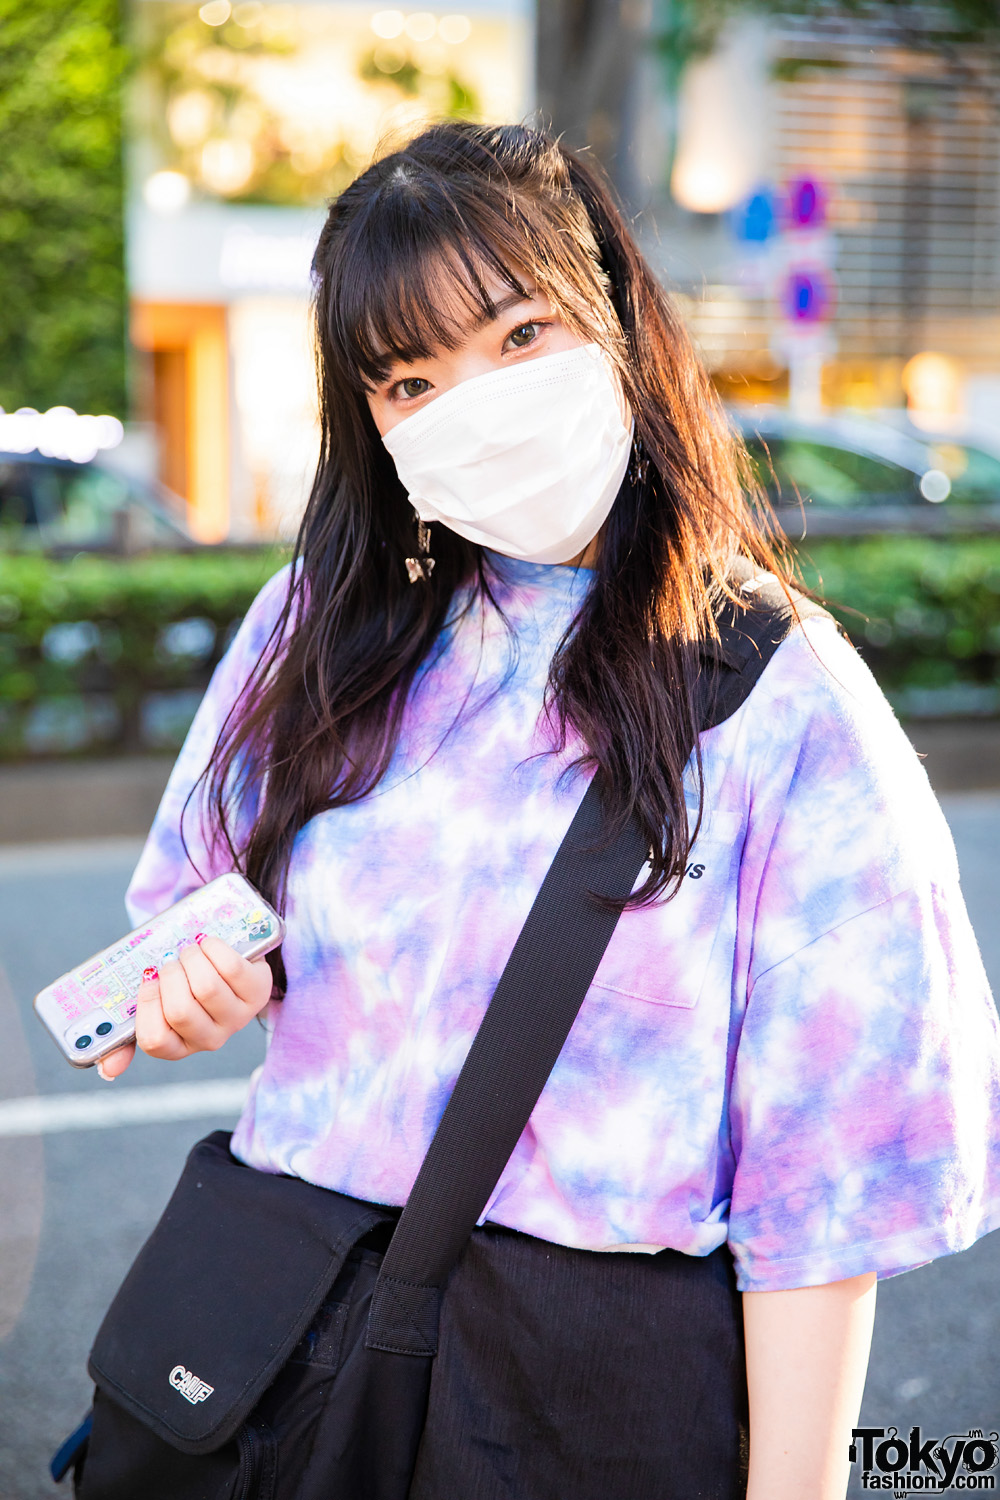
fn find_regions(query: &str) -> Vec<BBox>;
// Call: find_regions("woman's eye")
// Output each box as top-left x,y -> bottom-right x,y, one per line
507,323 -> 539,349
399,377 -> 430,399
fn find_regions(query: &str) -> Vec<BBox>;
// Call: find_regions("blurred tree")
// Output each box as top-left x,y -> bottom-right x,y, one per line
0,0 -> 127,417
537,0 -> 1000,200
133,6 -> 482,210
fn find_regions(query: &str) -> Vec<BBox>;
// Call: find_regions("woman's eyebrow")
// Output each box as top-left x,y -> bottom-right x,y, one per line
469,287 -> 537,331
374,288 -> 541,383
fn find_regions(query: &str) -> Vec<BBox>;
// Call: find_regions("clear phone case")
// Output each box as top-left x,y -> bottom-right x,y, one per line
33,872 -> 285,1069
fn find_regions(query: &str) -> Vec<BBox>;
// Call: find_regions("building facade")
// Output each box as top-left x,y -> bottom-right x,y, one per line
127,0 -> 532,542
645,8 -> 1000,425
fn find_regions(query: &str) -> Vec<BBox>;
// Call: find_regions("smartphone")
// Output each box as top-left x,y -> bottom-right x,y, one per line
33,872 -> 285,1070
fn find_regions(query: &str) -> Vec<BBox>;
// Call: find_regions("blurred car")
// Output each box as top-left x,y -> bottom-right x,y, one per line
872,410 -> 1000,506
731,406 -> 1000,536
0,451 -> 193,554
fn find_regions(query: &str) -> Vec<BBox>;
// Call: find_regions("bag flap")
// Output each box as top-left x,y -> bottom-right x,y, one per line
88,1131 -> 390,1455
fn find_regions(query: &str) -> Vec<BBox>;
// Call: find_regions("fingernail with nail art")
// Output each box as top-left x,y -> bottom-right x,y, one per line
194,932 -> 206,944
161,949 -> 177,963
142,965 -> 159,982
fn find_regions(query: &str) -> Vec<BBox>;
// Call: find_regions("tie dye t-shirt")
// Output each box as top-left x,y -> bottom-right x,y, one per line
126,554 -> 1000,1293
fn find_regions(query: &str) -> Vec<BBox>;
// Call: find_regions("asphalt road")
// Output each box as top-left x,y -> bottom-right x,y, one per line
0,798 -> 998,1498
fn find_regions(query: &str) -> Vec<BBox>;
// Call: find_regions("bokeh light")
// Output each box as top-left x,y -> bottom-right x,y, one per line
199,0 -> 232,26
199,138 -> 256,195
371,10 -> 405,39
0,407 -> 125,463
166,91 -> 215,149
143,170 -> 191,213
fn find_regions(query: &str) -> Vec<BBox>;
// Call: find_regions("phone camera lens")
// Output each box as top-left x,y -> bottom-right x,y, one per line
95,1021 -> 113,1037
75,1035 -> 93,1050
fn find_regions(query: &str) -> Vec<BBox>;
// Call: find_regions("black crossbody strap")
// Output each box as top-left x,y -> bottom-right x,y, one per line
366,572 -> 833,1356
700,561 -> 834,729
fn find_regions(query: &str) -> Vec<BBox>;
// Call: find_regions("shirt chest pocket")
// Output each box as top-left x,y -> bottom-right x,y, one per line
588,812 -> 742,1010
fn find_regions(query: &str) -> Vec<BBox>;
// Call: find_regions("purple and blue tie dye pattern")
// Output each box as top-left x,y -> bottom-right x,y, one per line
126,556 -> 1000,1292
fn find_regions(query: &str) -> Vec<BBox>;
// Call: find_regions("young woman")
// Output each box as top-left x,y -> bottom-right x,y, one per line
103,123 -> 1000,1499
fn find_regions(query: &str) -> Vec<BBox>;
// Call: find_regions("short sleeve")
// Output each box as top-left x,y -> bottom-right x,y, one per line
125,564 -> 294,926
725,620 -> 1000,1292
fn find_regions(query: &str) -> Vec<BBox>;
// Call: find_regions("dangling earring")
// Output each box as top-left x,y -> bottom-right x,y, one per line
629,436 -> 650,487
404,511 -> 435,583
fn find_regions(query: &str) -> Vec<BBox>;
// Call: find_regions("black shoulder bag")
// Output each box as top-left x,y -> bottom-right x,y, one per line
53,576 -> 830,1500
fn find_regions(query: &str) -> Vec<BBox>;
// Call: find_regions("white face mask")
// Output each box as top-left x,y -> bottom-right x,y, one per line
381,343 -> 633,565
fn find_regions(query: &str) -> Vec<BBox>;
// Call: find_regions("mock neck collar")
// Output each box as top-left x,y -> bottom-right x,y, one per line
482,548 -> 595,598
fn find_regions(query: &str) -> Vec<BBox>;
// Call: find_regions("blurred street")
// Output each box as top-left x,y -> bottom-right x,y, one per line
0,794 -> 996,1498
0,839 -> 266,1500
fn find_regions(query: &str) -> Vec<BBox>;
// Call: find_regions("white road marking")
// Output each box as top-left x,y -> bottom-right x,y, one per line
0,1078 -> 252,1137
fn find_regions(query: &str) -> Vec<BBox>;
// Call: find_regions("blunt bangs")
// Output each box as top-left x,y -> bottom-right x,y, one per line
319,164 -> 536,390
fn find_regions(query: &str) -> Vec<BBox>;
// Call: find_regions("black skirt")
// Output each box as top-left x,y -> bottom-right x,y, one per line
407,1222 -> 749,1500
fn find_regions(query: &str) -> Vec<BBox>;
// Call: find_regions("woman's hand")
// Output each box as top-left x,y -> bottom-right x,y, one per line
97,935 -> 274,1079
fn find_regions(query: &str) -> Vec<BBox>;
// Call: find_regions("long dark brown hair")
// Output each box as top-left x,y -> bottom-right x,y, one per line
198,121 -> 784,931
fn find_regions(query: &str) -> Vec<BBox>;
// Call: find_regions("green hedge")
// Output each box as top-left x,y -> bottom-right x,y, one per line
1,537 -> 999,761
0,549 -> 284,757
798,536 -> 1000,716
